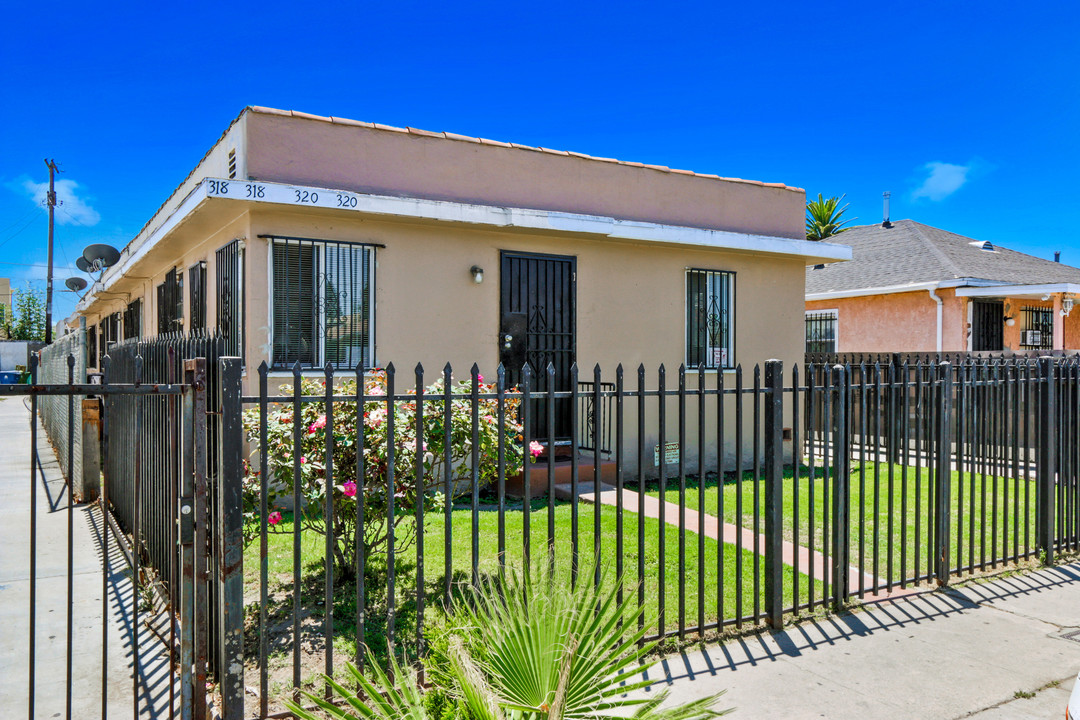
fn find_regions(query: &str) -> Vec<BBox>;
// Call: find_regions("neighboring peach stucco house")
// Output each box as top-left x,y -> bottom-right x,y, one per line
805,220 -> 1080,354
67,106 -> 850,469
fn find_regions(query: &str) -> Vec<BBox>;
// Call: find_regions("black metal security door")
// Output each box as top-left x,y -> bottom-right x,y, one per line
500,251 -> 576,443
972,300 -> 1004,351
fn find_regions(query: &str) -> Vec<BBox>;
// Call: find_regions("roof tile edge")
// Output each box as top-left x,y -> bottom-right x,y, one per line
246,105 -> 805,193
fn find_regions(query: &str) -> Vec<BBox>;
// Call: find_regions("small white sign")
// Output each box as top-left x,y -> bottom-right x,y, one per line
712,347 -> 727,367
654,442 -> 680,467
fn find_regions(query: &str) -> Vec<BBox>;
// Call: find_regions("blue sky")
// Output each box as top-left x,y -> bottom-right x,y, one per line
2,1 -> 1077,322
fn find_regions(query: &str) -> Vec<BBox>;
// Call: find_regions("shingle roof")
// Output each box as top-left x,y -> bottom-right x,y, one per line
806,219 -> 1080,294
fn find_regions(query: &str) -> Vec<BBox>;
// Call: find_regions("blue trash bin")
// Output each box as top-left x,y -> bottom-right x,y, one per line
0,371 -> 19,384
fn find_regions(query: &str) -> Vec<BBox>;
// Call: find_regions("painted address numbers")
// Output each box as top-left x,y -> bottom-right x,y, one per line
205,179 -> 359,209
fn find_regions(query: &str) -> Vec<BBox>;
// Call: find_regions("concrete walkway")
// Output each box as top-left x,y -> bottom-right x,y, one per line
633,560 -> 1080,718
576,486 -> 921,602
0,395 -> 177,719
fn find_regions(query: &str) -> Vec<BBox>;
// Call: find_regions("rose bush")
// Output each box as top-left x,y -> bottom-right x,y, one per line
241,370 -> 525,579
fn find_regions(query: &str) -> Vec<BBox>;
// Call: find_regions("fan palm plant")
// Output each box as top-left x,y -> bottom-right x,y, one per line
284,565 -> 729,719
805,193 -> 854,241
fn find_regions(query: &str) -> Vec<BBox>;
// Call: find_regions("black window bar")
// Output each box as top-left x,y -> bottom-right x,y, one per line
264,235 -> 378,370
189,261 -> 208,332
805,311 -> 838,354
1021,306 -> 1053,349
216,240 -> 244,358
156,267 -> 183,335
686,268 -> 735,369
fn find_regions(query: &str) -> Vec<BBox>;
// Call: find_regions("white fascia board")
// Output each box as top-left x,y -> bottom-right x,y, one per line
955,282 -> 1080,298
805,278 -> 1017,302
73,176 -> 849,318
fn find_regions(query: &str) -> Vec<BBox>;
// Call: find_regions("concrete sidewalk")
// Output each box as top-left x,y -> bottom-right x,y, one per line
637,560 -> 1080,718
0,395 -> 177,719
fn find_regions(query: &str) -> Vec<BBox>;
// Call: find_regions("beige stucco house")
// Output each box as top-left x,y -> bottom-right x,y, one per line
806,220 -> 1080,355
69,106 -> 849,470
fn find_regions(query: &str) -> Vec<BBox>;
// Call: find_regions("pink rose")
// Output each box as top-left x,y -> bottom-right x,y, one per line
529,440 -> 544,457
268,511 -> 282,526
342,481 -> 357,498
300,456 -> 306,465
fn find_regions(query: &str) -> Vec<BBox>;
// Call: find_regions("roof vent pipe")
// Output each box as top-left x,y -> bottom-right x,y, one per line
882,191 -> 892,228
1055,251 -> 1061,263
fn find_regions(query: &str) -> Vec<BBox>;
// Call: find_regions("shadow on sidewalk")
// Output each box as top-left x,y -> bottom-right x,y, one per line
640,562 -> 1080,690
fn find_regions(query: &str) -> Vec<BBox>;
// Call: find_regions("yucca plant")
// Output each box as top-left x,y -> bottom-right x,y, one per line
806,193 -> 855,241
284,564 -> 729,719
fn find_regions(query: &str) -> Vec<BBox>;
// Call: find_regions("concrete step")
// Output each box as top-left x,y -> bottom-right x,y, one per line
505,456 -> 617,498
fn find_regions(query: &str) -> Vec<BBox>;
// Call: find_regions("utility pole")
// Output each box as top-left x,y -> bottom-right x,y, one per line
44,158 -> 59,344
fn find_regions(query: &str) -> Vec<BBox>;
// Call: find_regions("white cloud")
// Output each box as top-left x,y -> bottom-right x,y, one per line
21,178 -> 101,226
911,162 -> 971,202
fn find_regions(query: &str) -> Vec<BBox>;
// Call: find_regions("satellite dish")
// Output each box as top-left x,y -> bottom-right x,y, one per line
65,277 -> 88,292
76,257 -> 91,273
82,244 -> 121,272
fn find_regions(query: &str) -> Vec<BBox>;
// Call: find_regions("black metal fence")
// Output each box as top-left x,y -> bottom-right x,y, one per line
76,336 -> 1080,720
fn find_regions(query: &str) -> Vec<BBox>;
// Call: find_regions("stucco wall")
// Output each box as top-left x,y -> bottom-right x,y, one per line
244,110 -> 805,240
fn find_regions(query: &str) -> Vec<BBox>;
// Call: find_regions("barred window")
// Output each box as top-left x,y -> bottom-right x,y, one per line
123,299 -> 142,340
269,236 -> 375,369
686,269 -> 734,369
156,268 -> 183,335
805,310 -> 838,353
1020,307 -> 1052,349
188,261 -> 207,332
216,240 -> 244,357
87,324 -> 97,368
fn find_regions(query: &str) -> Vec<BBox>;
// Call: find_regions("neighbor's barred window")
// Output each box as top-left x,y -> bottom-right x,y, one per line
686,268 -> 734,369
1020,306 -> 1052,349
269,236 -> 375,370
805,310 -> 838,353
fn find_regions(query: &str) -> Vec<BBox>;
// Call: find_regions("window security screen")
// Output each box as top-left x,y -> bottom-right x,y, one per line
271,237 -> 373,369
686,269 -> 734,369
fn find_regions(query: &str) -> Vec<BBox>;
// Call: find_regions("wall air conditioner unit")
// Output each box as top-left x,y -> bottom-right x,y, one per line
1021,330 -> 1043,346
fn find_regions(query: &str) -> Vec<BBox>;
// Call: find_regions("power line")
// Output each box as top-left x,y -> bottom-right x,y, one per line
0,213 -> 44,250
0,206 -> 42,235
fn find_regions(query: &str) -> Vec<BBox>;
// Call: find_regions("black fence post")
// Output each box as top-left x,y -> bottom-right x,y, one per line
215,357 -> 244,719
1037,356 -> 1057,565
890,353 -> 902,464
934,361 -> 953,585
763,360 -> 785,629
832,364 -> 850,609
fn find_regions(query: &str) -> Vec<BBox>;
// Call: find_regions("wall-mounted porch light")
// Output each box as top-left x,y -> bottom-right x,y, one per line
470,266 -> 484,284
1004,316 -> 1016,327
1062,296 -> 1074,317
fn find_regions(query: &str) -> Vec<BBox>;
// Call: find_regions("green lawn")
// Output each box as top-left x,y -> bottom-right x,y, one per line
243,496 -> 819,675
640,462 -> 1037,585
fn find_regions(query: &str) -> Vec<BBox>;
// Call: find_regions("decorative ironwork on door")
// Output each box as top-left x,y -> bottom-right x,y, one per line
500,251 -> 576,443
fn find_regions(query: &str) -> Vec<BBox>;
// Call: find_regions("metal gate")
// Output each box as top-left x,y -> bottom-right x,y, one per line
499,251 -> 577,444
4,346 -> 242,720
